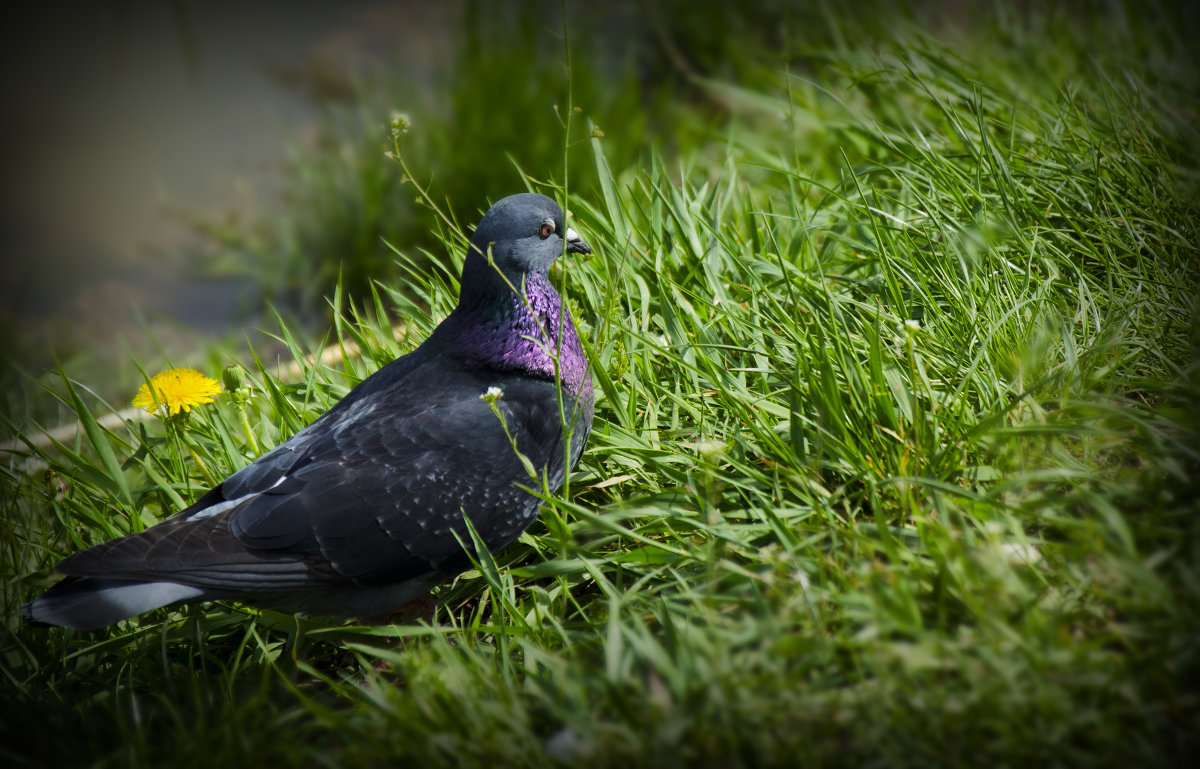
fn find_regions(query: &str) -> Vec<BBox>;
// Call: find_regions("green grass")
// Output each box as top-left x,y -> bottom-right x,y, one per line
3,3 -> 1199,766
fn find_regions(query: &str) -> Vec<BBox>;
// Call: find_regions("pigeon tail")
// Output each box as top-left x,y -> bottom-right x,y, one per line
20,577 -> 209,630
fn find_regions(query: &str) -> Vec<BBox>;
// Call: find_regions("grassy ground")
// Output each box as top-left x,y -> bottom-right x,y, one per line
3,3 -> 1198,766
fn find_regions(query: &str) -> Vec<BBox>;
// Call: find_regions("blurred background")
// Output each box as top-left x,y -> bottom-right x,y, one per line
2,1 -> 470,385
0,0 -> 727,422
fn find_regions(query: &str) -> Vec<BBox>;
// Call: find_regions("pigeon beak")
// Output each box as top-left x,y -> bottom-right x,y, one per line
564,227 -> 592,255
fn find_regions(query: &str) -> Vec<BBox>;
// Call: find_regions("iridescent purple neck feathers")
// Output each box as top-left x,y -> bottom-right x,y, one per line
432,266 -> 591,399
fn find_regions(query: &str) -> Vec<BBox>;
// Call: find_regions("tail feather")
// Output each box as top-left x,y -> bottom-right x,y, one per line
20,577 -> 209,630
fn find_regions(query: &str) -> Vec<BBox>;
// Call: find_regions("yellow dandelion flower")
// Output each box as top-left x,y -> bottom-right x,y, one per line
132,368 -> 222,416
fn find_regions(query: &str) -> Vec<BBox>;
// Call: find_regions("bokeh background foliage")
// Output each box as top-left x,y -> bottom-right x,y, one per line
2,1 -> 1199,766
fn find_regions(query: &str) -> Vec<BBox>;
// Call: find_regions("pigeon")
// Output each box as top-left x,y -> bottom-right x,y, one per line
21,192 -> 593,630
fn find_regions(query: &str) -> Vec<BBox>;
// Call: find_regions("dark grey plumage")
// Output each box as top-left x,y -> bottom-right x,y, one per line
22,193 -> 593,629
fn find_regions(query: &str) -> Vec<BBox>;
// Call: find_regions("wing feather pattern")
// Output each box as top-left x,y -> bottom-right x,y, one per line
58,354 -> 583,596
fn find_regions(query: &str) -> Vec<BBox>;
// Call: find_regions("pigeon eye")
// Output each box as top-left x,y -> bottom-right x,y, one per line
539,221 -> 555,239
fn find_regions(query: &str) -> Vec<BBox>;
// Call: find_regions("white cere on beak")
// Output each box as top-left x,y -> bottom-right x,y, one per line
565,227 -> 581,243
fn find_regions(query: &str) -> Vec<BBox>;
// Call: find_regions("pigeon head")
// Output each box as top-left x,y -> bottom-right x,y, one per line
440,192 -> 594,396
467,193 -> 591,280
